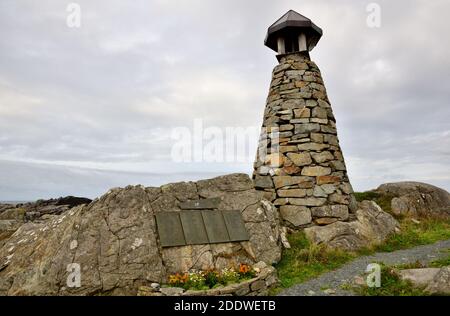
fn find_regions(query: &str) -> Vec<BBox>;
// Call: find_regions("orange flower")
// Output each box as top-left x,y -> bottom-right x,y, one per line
239,264 -> 250,274
168,274 -> 180,284
180,273 -> 189,283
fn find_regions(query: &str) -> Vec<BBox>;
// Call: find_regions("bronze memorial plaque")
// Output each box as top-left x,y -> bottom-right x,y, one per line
202,210 -> 230,243
180,211 -> 209,245
155,212 -> 186,247
222,210 -> 249,242
155,207 -> 250,247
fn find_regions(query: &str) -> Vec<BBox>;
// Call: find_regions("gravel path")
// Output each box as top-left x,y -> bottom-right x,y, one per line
279,239 -> 450,296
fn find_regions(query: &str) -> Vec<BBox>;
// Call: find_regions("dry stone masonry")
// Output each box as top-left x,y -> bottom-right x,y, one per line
254,11 -> 356,230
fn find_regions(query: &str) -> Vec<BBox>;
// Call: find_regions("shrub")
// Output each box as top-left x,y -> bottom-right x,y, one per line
168,273 -> 189,288
167,263 -> 259,290
220,267 -> 240,285
185,270 -> 207,290
354,191 -> 396,216
204,269 -> 220,288
238,263 -> 256,279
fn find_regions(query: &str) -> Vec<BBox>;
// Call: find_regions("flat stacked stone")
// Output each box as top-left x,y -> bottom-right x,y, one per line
253,52 -> 355,229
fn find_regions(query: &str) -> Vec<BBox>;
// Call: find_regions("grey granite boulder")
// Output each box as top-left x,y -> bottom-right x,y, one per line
0,173 -> 282,296
425,267 -> 450,294
304,200 -> 399,251
398,267 -> 450,294
376,182 -> 450,218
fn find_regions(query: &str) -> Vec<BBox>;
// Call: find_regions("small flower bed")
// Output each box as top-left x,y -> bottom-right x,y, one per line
168,264 -> 259,291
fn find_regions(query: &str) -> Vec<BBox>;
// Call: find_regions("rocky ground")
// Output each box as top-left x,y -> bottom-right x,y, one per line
279,182 -> 450,296
0,174 -> 284,296
0,196 -> 91,249
300,181 -> 450,253
0,179 -> 448,296
279,239 -> 450,296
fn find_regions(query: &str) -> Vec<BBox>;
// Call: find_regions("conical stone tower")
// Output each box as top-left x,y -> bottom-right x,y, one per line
253,10 -> 356,229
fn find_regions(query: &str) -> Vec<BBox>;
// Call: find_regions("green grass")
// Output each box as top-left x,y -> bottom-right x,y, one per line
271,191 -> 450,294
370,218 -> 450,253
351,236 -> 450,296
273,232 -> 354,291
273,217 -> 450,294
390,252 -> 450,270
353,255 -> 450,296
354,191 -> 396,216
393,261 -> 426,270
355,190 -> 450,253
430,251 -> 450,268
353,265 -> 429,296
274,218 -> 450,291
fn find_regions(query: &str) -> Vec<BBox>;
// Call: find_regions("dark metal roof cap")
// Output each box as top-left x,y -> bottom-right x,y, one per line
265,10 -> 323,52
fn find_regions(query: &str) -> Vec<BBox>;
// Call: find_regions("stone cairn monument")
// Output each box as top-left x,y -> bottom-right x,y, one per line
253,10 -> 356,229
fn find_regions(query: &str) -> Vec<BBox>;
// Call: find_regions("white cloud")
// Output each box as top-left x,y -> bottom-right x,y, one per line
0,0 -> 449,199
98,32 -> 160,54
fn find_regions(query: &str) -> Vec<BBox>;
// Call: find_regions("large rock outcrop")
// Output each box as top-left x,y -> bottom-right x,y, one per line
375,182 -> 450,218
304,200 -> 399,251
0,197 -> 91,249
0,174 -> 283,295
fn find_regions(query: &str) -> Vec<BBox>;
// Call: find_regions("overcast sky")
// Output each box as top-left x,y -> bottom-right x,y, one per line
0,0 -> 449,200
